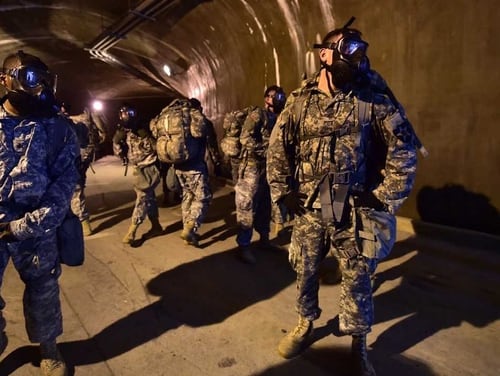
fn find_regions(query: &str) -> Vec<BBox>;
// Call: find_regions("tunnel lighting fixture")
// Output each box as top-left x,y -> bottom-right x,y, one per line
163,64 -> 172,76
92,100 -> 103,112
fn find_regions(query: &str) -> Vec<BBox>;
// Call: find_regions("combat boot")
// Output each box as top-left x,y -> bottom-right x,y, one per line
40,344 -> 67,376
144,217 -> 163,239
81,219 -> 93,236
278,316 -> 313,359
122,223 -> 139,244
181,221 -> 199,247
238,245 -> 256,264
351,334 -> 376,376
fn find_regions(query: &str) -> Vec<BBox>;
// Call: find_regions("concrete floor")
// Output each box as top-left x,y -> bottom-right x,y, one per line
0,156 -> 499,376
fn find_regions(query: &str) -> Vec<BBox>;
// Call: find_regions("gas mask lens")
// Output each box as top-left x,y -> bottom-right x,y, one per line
338,38 -> 368,57
6,65 -> 57,94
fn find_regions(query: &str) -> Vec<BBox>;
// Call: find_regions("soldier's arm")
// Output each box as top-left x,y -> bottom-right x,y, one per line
267,96 -> 297,204
372,95 -> 418,214
239,106 -> 261,154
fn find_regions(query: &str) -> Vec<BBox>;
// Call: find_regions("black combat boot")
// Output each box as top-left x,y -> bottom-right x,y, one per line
351,334 -> 376,376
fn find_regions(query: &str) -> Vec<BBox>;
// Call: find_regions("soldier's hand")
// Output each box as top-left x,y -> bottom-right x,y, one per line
0,222 -> 16,242
281,191 -> 307,216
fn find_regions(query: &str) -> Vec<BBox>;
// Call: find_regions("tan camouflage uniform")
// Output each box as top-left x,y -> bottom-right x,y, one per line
267,73 -> 417,334
113,127 -> 160,225
235,107 -> 276,246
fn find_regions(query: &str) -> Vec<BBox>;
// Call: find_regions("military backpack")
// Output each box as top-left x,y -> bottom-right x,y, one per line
219,107 -> 250,158
150,98 -> 205,164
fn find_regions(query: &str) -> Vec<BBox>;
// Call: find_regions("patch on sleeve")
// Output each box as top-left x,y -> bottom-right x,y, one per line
383,112 -> 413,143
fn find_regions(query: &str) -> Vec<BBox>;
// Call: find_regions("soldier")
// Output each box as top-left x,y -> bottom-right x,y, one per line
113,104 -> 163,244
267,19 -> 418,376
235,85 -> 286,264
67,105 -> 106,236
174,98 -> 222,247
0,51 -> 80,376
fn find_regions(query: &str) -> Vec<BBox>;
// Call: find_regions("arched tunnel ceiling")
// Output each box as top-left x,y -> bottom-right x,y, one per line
0,0 -> 339,121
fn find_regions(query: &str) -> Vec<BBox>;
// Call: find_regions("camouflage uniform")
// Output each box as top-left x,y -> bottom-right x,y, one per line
0,108 -> 79,343
174,117 -> 219,234
113,127 -> 160,225
69,108 -> 106,222
235,107 -> 277,246
267,74 -> 417,334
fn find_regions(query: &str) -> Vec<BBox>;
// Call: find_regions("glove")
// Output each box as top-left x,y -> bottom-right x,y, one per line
280,191 -> 307,216
353,191 -> 387,211
0,222 -> 16,242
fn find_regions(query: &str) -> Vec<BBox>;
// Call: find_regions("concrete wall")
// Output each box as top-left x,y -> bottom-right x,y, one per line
161,0 -> 498,233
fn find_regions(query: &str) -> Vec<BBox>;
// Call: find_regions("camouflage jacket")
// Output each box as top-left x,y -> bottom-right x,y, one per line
70,109 -> 106,163
266,73 -> 418,214
0,108 -> 80,240
240,106 -> 278,163
113,126 -> 157,168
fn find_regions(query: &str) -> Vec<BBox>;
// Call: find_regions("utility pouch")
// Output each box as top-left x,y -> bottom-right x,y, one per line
319,171 -> 351,223
355,207 -> 396,260
57,211 -> 84,266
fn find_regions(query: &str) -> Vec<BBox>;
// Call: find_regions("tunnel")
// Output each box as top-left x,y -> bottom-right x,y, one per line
0,0 -> 498,233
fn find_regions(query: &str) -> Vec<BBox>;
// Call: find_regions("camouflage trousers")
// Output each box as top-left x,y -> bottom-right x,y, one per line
0,235 -> 62,343
289,209 -> 377,335
132,164 -> 160,225
234,161 -> 271,246
175,169 -> 212,232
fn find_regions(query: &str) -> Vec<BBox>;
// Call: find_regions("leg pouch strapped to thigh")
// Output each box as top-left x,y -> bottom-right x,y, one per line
354,208 -> 396,260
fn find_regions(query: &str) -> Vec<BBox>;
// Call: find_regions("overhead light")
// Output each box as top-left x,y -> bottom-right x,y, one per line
92,100 -> 103,112
163,64 -> 172,76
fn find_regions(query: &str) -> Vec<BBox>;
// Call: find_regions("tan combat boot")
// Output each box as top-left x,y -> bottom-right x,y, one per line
180,221 -> 199,247
81,219 -> 93,236
40,344 -> 67,376
122,223 -> 139,244
278,316 -> 313,359
352,334 -> 376,376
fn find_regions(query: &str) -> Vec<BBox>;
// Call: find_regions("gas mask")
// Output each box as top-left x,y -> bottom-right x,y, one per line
314,20 -> 370,89
265,86 -> 287,114
1,51 -> 57,116
119,105 -> 138,129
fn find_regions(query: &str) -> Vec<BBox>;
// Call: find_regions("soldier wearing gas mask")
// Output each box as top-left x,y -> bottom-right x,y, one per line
267,18 -> 418,376
0,51 -> 80,375
235,85 -> 286,264
113,104 -> 163,244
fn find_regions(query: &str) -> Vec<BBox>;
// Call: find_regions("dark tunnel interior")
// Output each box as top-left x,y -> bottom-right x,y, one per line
0,0 -> 498,233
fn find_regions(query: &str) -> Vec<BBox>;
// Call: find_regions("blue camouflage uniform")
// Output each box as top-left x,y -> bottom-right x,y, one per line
267,73 -> 417,335
0,108 -> 79,343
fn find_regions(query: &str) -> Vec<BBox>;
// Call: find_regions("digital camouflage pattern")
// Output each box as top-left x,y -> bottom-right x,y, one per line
113,127 -> 160,225
69,109 -> 106,221
175,169 -> 212,233
0,110 -> 79,342
267,73 -> 417,334
170,106 -> 220,236
235,106 -> 277,246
